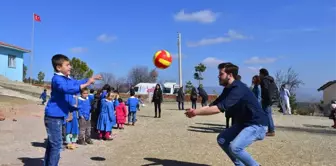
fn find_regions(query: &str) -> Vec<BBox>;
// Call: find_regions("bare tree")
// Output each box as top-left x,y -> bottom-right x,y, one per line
100,72 -> 116,87
127,66 -> 158,85
115,77 -> 127,91
275,67 -> 304,92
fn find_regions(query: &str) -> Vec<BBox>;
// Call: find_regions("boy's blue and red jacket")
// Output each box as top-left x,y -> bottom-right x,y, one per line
44,73 -> 88,118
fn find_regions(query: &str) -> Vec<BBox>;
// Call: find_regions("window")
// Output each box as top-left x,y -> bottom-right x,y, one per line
163,87 -> 171,94
8,55 -> 16,68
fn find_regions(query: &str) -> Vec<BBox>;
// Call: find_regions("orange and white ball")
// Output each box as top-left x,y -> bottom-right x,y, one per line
153,50 -> 172,69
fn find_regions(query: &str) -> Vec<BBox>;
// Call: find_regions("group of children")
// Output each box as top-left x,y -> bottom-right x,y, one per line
43,54 -> 149,165
59,87 -> 143,149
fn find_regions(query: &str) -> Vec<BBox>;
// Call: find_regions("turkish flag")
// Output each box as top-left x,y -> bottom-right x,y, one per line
34,14 -> 41,22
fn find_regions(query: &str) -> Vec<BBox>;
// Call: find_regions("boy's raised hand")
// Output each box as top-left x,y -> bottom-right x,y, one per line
87,75 -> 102,85
93,75 -> 102,80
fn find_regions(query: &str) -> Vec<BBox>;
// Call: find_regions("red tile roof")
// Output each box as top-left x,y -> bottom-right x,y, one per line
0,41 -> 31,53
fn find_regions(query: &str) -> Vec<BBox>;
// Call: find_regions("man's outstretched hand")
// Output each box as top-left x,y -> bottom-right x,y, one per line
185,108 -> 196,118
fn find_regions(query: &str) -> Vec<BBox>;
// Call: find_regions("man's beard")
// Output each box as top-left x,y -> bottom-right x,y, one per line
219,78 -> 229,86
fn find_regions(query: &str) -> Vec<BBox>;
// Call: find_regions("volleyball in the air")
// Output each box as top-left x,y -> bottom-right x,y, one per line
153,50 -> 172,69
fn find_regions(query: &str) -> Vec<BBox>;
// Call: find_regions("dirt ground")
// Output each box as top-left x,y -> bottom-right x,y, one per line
0,96 -> 335,166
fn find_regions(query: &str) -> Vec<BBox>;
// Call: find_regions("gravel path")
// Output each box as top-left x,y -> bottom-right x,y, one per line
0,100 -> 335,166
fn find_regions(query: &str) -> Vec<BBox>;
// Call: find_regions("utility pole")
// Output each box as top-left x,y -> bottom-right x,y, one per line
177,32 -> 182,87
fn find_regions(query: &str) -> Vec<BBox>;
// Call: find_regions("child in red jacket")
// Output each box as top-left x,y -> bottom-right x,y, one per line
116,98 -> 128,129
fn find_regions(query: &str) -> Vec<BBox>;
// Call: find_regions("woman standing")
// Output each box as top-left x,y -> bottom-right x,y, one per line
152,84 -> 163,118
280,84 -> 291,115
190,87 -> 198,109
176,87 -> 185,110
251,75 -> 262,104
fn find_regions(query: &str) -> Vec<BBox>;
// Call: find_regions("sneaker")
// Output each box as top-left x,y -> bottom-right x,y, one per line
86,139 -> 93,144
66,144 -> 75,150
77,139 -> 87,145
266,132 -> 275,137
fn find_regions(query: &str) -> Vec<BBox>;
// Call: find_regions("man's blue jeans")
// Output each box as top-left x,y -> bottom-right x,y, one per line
128,112 -> 137,123
44,116 -> 64,166
263,105 -> 275,132
217,124 -> 267,166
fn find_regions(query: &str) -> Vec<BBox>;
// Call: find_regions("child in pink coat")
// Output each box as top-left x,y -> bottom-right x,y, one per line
116,98 -> 128,129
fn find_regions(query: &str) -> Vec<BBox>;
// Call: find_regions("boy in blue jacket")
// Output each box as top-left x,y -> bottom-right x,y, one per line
43,54 -> 101,166
40,89 -> 47,105
126,91 -> 139,126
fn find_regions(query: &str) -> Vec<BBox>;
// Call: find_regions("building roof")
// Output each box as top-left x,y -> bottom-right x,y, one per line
317,80 -> 336,91
0,41 -> 30,53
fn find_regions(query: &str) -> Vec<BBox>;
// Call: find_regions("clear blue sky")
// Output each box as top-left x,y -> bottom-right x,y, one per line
1,0 -> 335,99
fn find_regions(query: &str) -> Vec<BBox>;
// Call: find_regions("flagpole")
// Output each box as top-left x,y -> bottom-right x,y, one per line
30,13 -> 35,84
177,32 -> 182,87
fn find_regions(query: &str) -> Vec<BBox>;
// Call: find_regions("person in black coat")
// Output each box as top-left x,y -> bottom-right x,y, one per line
152,84 -> 163,118
176,87 -> 185,110
197,86 -> 208,106
190,87 -> 198,109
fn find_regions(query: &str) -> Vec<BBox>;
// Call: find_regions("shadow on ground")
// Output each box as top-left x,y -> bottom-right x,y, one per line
188,123 -> 336,135
31,139 -> 47,148
142,158 -> 210,166
18,157 -> 44,166
90,156 -> 106,161
137,115 -> 155,118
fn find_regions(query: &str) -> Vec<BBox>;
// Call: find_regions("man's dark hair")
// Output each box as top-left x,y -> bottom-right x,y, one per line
52,54 -> 70,72
259,68 -> 269,76
90,89 -> 94,93
218,62 -> 233,70
224,64 -> 239,78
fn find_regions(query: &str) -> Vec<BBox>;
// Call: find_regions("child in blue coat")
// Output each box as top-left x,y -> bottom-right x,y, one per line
40,89 -> 47,105
65,95 -> 79,149
77,88 -> 93,145
97,92 -> 116,140
43,54 -> 101,166
127,91 -> 139,126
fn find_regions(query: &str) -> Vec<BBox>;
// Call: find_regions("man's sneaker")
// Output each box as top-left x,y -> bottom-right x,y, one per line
266,132 -> 275,137
86,139 -> 93,145
77,139 -> 87,145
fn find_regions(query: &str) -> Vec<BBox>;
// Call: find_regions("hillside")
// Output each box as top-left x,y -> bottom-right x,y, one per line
0,75 -> 47,99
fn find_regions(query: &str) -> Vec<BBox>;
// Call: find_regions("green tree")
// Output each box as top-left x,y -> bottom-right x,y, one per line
289,94 -> 298,113
37,71 -> 45,84
185,81 -> 193,94
194,63 -> 206,86
70,57 -> 94,80
23,64 -> 27,80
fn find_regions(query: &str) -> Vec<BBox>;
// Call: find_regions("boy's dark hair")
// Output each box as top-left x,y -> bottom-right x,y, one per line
102,84 -> 111,91
52,54 -> 70,72
118,98 -> 123,103
90,89 -> 94,93
259,68 -> 269,76
223,64 -> 239,78
130,91 -> 135,96
44,89 -> 47,91
218,62 -> 233,70
81,87 -> 89,94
